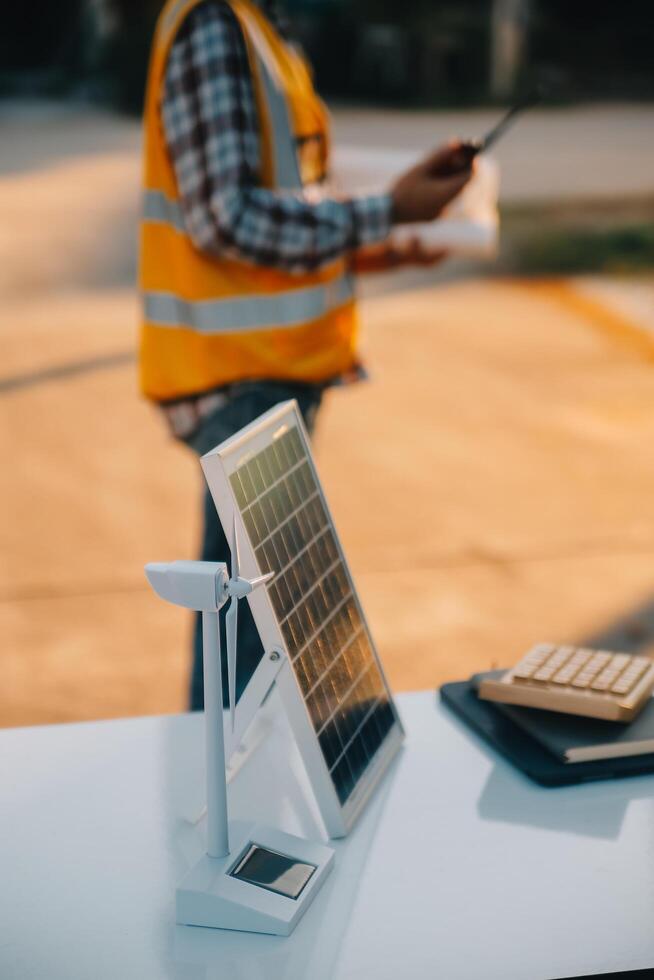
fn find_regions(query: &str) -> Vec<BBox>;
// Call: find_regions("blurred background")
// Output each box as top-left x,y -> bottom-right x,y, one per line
2,0 -> 653,727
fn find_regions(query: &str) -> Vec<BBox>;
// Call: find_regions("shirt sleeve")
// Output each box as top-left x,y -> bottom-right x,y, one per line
161,1 -> 392,274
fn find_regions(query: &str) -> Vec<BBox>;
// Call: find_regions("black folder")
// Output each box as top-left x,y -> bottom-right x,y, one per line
440,672 -> 654,787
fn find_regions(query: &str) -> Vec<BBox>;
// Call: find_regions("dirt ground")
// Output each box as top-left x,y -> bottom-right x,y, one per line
2,101 -> 654,727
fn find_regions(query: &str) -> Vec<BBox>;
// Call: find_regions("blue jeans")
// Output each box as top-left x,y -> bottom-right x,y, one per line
182,381 -> 323,710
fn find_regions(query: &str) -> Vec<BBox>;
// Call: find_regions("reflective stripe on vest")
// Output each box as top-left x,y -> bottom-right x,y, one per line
143,6 -> 301,238
142,189 -> 186,233
143,272 -> 355,333
141,17 -> 317,334
244,12 -> 302,189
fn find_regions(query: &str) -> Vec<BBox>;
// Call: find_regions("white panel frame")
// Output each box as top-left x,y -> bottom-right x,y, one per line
201,400 -> 404,839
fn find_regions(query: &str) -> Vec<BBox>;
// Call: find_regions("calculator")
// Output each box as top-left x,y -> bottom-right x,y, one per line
478,643 -> 654,722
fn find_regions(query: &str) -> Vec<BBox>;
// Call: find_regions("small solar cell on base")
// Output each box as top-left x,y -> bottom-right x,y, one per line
230,843 -> 316,899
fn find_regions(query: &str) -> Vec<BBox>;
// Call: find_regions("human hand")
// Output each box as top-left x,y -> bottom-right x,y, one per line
390,141 -> 474,225
353,238 -> 447,274
388,237 -> 448,267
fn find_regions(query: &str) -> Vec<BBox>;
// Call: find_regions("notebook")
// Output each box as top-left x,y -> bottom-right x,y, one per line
440,675 -> 654,786
472,671 -> 654,763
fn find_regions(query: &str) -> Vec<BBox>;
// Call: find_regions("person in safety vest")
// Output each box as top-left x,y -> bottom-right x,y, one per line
139,0 -> 473,710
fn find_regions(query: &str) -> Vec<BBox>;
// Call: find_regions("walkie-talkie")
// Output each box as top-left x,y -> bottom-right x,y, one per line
438,86 -> 544,175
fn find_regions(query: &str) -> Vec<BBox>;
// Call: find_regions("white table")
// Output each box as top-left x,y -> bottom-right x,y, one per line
2,690 -> 654,980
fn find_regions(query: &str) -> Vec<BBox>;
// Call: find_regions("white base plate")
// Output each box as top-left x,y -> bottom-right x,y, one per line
176,821 -> 334,936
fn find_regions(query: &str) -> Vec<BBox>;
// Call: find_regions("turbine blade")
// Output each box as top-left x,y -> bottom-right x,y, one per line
249,571 -> 275,591
225,596 -> 238,733
230,515 -> 241,581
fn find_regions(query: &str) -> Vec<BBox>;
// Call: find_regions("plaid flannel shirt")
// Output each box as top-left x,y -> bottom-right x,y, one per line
162,0 -> 392,272
158,1 -> 392,435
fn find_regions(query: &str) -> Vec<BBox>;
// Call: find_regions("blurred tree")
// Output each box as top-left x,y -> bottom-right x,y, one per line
297,0 -> 490,104
1,0 -> 87,96
98,0 -> 163,112
299,0 -> 654,103
490,0 -> 529,98
2,0 -> 651,109
529,0 -> 654,99
2,2 -> 83,71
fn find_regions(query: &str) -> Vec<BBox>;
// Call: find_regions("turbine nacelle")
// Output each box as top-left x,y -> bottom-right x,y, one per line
145,560 -> 229,612
145,519 -> 273,735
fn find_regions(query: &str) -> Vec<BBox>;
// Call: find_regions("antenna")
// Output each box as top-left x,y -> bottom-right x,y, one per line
478,84 -> 543,153
145,523 -> 334,935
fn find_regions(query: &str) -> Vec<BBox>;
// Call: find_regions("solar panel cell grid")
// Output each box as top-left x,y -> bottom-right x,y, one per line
229,425 -> 396,806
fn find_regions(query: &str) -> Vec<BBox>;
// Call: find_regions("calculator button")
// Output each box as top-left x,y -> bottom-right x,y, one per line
523,645 -> 554,666
531,643 -> 556,655
552,671 -> 574,685
586,653 -> 611,674
512,664 -> 537,679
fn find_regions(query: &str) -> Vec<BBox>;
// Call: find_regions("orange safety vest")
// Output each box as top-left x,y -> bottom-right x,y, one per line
139,0 -> 359,402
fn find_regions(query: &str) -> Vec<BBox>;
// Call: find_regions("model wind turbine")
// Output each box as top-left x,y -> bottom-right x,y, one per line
145,519 -> 334,936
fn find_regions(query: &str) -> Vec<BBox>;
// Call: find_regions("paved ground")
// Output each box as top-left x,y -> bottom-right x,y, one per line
2,101 -> 654,727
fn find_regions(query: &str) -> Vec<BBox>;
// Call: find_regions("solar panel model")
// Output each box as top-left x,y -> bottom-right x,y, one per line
201,400 -> 404,838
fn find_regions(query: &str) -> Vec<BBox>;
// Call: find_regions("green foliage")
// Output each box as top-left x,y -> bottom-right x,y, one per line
515,226 -> 654,275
